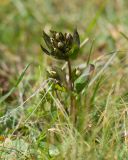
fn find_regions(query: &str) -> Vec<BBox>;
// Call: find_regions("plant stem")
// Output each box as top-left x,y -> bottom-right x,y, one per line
67,59 -> 73,91
67,59 -> 76,125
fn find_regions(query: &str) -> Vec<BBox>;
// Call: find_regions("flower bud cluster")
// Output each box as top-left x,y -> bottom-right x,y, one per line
41,28 -> 80,60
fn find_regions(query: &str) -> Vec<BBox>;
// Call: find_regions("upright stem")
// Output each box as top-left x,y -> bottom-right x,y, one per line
67,59 -> 76,125
67,59 -> 73,91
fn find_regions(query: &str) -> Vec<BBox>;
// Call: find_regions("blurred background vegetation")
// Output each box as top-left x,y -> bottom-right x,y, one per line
1,0 -> 128,105
1,0 -> 128,159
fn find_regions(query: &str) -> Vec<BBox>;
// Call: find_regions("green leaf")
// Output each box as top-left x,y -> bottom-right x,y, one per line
15,63 -> 30,87
40,45 -> 50,55
90,76 -> 103,106
0,63 -> 30,103
42,31 -> 53,50
87,39 -> 95,65
120,31 -> 128,41
74,64 -> 95,93
73,28 -> 80,47
69,46 -> 80,59
69,28 -> 80,59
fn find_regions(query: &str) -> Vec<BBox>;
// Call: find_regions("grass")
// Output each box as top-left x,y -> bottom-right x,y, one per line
0,0 -> 128,159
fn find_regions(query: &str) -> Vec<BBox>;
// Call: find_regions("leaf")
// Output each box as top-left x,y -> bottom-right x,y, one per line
87,39 -> 95,65
89,51 -> 117,86
69,46 -> 80,59
15,63 -> 30,87
74,64 -> 95,93
42,31 -> 53,50
50,30 -> 57,38
85,1 -> 106,34
0,63 -> 30,103
40,45 -> 51,55
120,31 -> 128,41
73,28 -> 80,47
90,76 -> 103,106
69,28 -> 80,59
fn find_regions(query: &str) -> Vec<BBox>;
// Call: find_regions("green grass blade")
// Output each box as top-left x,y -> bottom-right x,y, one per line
87,39 -> 95,65
120,31 -> 128,41
15,63 -> 31,87
90,76 -> 103,106
86,0 -> 108,34
0,63 -> 31,104
89,51 -> 117,86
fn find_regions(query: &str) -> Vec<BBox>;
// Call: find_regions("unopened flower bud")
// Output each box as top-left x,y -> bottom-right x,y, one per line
76,69 -> 81,76
48,70 -> 57,78
50,38 -> 54,43
58,42 -> 64,48
50,70 -> 56,75
66,33 -> 72,40
54,48 -> 57,52
56,33 -> 60,40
